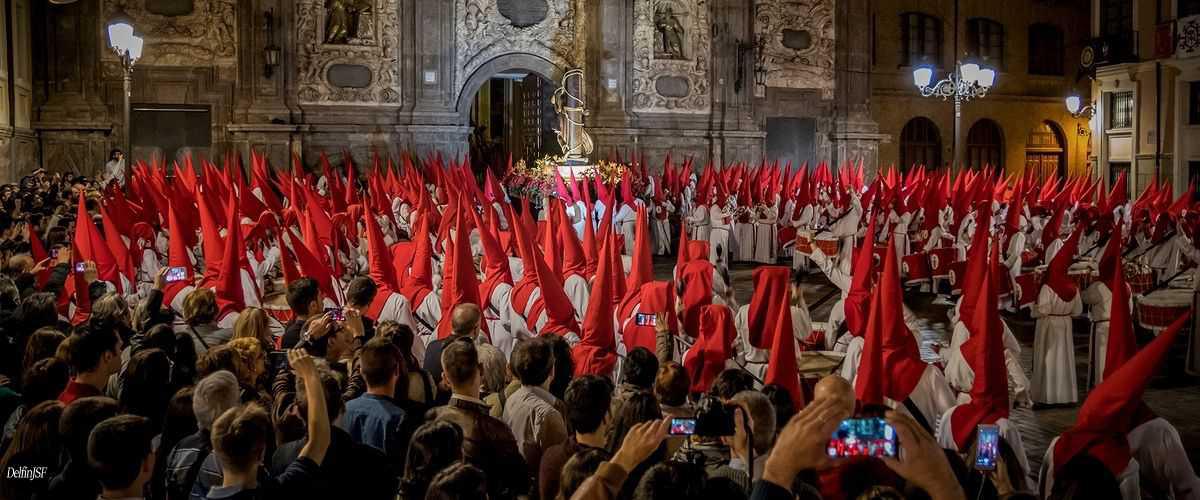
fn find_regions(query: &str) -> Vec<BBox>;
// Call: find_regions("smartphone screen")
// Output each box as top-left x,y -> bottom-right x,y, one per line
669,417 -> 696,436
636,313 -> 657,327
165,266 -> 187,283
74,262 -> 86,273
324,307 -> 345,322
827,418 -> 898,458
267,351 -> 288,367
975,424 -> 1000,471
49,248 -> 59,259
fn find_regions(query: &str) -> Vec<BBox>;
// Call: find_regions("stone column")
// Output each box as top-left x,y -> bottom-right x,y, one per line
831,0 -> 882,177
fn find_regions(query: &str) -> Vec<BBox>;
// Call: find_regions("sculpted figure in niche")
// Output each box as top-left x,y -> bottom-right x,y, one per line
325,0 -> 372,44
654,5 -> 686,59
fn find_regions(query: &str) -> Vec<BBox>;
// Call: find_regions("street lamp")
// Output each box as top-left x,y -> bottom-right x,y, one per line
913,61 -> 997,169
107,11 -> 143,165
1065,94 -> 1095,118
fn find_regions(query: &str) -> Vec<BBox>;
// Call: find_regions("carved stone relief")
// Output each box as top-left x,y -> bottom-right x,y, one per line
754,0 -> 835,97
100,0 -> 237,69
296,0 -> 401,105
632,0 -> 711,114
455,0 -> 585,99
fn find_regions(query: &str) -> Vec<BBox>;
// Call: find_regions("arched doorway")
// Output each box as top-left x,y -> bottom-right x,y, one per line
455,54 -> 566,174
966,119 -> 1004,169
1025,120 -> 1066,180
900,117 -> 943,171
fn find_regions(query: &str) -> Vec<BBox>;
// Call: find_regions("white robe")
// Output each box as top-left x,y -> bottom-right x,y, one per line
732,304 -> 814,385
1128,417 -> 1200,500
708,205 -> 732,266
1039,436 -> 1141,500
941,319 -> 1031,406
735,216 -> 756,262
376,292 -> 419,354
413,292 -> 442,345
1081,280 -> 1115,388
614,204 -> 637,256
485,282 -> 530,360
563,274 -> 590,322
753,209 -> 778,264
687,205 -> 710,242
651,201 -> 674,255
1031,285 -> 1082,404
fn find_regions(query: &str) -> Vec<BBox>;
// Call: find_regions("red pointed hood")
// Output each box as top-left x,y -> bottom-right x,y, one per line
162,202 -> 196,306
677,241 -> 714,336
845,211 -> 877,337
215,196 -> 247,320
510,202 -> 581,336
572,225 -> 619,376
471,205 -> 513,312
276,229 -> 301,286
620,281 -> 677,352
436,200 -> 485,340
675,215 -> 690,272
761,266 -> 803,404
951,239 -> 1009,449
556,200 -> 588,278
627,205 -> 654,293
747,266 -> 791,349
363,208 -> 402,293
683,304 -> 737,393
98,204 -> 134,291
855,236 -> 926,405
1052,313 -> 1189,477
74,192 -> 120,286
1098,221 -> 1124,285
1043,226 -> 1082,301
1104,225 -> 1137,380
291,219 -> 341,306
28,224 -> 50,288
196,188 -> 226,288
69,242 -> 92,326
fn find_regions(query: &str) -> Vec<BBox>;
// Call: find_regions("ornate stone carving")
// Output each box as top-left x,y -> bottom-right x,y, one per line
632,0 -> 711,114
754,0 -> 835,96
100,0 -> 237,68
296,0 -> 401,105
324,0 -> 373,44
455,0 -> 585,99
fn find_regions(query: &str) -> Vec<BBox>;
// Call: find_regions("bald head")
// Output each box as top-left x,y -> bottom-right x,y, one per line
451,303 -> 482,337
813,375 -> 855,416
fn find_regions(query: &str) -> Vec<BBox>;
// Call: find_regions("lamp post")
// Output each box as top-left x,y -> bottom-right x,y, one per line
1065,94 -> 1095,119
106,14 -> 143,162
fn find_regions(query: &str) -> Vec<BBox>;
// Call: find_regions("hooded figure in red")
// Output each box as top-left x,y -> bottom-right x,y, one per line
854,236 -> 928,410
676,240 -> 714,336
572,221 -> 620,376
754,266 -> 804,405
682,304 -> 737,393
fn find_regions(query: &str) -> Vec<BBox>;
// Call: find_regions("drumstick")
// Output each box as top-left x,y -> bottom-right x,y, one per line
1124,230 -> 1174,259
1143,267 -> 1194,296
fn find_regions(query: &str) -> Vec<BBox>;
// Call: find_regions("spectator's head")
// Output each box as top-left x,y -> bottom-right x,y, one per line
731,390 -> 777,455
91,292 -> 131,330
360,337 -> 402,391
59,396 -> 120,463
198,344 -> 247,381
18,292 -> 60,331
286,278 -> 322,317
559,448 -> 612,500
20,357 -> 69,407
621,347 -> 659,390
401,421 -> 465,500
0,275 -> 18,308
476,342 -> 509,396
450,303 -> 482,338
654,361 -> 690,407
546,334 -> 575,399
67,322 -> 123,378
813,375 -> 855,417
210,403 -> 273,476
132,292 -> 174,333
425,462 -> 489,500
607,390 -> 664,453
711,369 -> 754,401
295,362 -> 345,424
633,462 -> 707,500
163,386 -> 198,446
170,329 -> 199,385
440,336 -> 481,395
0,400 -> 66,480
227,337 -> 267,386
182,289 -> 218,326
88,415 -> 156,496
377,320 -> 419,367
119,348 -> 174,425
760,384 -> 796,435
193,370 -> 240,431
233,307 -> 273,349
22,326 -> 65,376
511,337 -> 554,388
564,375 -> 614,436
345,276 -> 378,309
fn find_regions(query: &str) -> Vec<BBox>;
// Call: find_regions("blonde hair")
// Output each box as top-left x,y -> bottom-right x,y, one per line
233,307 -> 272,348
183,289 -> 218,325
227,337 -> 265,384
91,293 -> 130,327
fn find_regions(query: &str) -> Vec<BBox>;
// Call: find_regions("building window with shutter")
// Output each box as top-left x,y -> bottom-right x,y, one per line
967,18 -> 1005,67
1110,91 -> 1134,129
1189,81 -> 1200,125
901,12 -> 943,67
1028,24 -> 1064,75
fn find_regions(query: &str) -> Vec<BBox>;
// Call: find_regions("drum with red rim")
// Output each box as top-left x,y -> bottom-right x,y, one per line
902,252 -> 932,283
795,230 -> 814,255
1126,262 -> 1154,295
929,248 -> 957,278
1136,289 -> 1193,331
948,261 -> 968,294
814,235 -> 839,256
871,245 -> 889,268
263,292 -> 294,325
1069,261 -> 1098,292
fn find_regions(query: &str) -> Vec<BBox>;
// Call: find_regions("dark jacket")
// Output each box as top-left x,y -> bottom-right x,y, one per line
269,426 -> 395,500
427,396 -> 530,500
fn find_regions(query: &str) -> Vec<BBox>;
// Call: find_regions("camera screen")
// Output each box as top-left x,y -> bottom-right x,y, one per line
636,313 -> 657,327
74,262 -> 86,273
669,418 -> 696,436
827,418 -> 897,458
974,424 -> 1000,470
165,266 -> 187,283
325,307 -> 345,322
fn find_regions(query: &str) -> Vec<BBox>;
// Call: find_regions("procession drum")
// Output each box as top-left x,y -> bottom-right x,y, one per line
262,291 -> 293,347
948,261 -> 969,295
1069,261 -> 1099,291
929,248 -> 958,278
872,245 -> 889,269
1136,289 -> 1193,332
1125,262 -> 1154,295
814,233 -> 840,256
795,230 -> 814,256
902,252 -> 932,285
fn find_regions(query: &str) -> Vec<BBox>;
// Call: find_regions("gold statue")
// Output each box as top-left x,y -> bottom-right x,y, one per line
551,69 -> 593,166
325,0 -> 372,44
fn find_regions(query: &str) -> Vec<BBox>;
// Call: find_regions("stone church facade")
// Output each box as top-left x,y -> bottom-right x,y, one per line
14,0 -> 879,181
